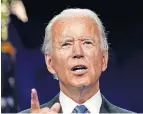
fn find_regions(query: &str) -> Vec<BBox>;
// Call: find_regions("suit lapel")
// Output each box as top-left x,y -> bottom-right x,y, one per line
100,101 -> 109,113
100,94 -> 111,113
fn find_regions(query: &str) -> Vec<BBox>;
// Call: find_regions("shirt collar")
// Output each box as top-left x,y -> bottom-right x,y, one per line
59,90 -> 102,114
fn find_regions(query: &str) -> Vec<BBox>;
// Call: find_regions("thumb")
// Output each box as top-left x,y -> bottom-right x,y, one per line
50,103 -> 61,112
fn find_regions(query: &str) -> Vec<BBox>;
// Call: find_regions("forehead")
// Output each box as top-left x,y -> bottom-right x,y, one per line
51,16 -> 100,41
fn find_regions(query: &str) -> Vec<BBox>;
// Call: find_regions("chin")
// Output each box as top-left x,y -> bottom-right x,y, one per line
72,81 -> 90,89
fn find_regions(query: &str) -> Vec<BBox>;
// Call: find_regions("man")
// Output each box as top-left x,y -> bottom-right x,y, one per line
20,8 -> 135,113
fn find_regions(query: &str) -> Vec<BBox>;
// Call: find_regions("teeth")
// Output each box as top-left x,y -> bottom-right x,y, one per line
75,69 -> 85,72
72,66 -> 87,71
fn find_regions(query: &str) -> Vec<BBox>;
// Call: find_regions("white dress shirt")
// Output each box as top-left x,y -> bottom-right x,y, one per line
59,90 -> 102,114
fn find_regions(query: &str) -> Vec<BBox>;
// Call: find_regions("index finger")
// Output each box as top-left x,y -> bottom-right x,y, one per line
31,88 -> 40,112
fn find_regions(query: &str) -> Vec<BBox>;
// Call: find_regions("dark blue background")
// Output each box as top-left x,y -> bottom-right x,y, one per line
7,0 -> 143,112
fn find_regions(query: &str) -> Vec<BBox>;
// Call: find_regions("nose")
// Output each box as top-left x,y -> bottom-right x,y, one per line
72,43 -> 84,59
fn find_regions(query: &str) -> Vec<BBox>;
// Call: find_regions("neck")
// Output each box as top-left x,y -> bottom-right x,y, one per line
60,81 -> 99,104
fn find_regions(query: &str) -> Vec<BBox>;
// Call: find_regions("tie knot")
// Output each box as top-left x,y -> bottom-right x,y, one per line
72,105 -> 89,113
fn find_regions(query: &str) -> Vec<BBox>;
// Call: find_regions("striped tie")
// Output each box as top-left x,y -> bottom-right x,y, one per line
72,105 -> 90,113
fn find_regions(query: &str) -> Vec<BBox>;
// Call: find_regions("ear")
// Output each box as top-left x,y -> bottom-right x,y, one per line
45,54 -> 56,74
102,51 -> 108,72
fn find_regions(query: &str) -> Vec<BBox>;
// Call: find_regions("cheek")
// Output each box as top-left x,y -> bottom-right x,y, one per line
86,50 -> 103,72
52,51 -> 70,74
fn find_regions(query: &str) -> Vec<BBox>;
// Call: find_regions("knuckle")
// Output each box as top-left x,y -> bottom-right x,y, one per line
40,107 -> 50,112
30,110 -> 39,113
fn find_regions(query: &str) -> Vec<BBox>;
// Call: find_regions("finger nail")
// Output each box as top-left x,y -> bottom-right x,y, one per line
31,88 -> 35,99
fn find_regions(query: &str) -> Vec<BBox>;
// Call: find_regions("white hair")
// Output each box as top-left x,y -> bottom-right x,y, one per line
42,8 -> 109,54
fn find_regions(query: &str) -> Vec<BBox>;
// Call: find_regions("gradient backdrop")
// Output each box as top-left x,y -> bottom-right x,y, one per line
5,0 -> 143,112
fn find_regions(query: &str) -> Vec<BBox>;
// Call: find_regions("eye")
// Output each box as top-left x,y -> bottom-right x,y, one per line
85,41 -> 92,44
61,42 -> 72,47
83,41 -> 93,45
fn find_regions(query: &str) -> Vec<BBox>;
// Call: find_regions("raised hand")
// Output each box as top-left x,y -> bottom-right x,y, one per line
30,89 -> 60,113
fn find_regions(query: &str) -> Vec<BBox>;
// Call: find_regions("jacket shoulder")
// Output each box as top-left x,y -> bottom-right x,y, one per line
102,95 -> 136,113
109,104 -> 136,113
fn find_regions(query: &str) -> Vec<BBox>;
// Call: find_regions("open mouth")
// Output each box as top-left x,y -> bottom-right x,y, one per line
71,65 -> 88,72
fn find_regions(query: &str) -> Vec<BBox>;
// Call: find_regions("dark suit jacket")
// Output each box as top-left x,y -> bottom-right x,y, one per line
20,93 -> 135,113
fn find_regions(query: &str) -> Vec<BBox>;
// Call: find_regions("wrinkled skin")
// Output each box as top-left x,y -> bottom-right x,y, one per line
45,16 -> 108,103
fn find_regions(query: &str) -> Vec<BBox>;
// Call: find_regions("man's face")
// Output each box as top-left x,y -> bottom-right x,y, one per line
45,16 -> 108,89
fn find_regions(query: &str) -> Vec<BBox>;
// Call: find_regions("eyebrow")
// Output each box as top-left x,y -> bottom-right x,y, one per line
80,37 -> 95,41
59,36 -> 95,43
59,37 -> 74,43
